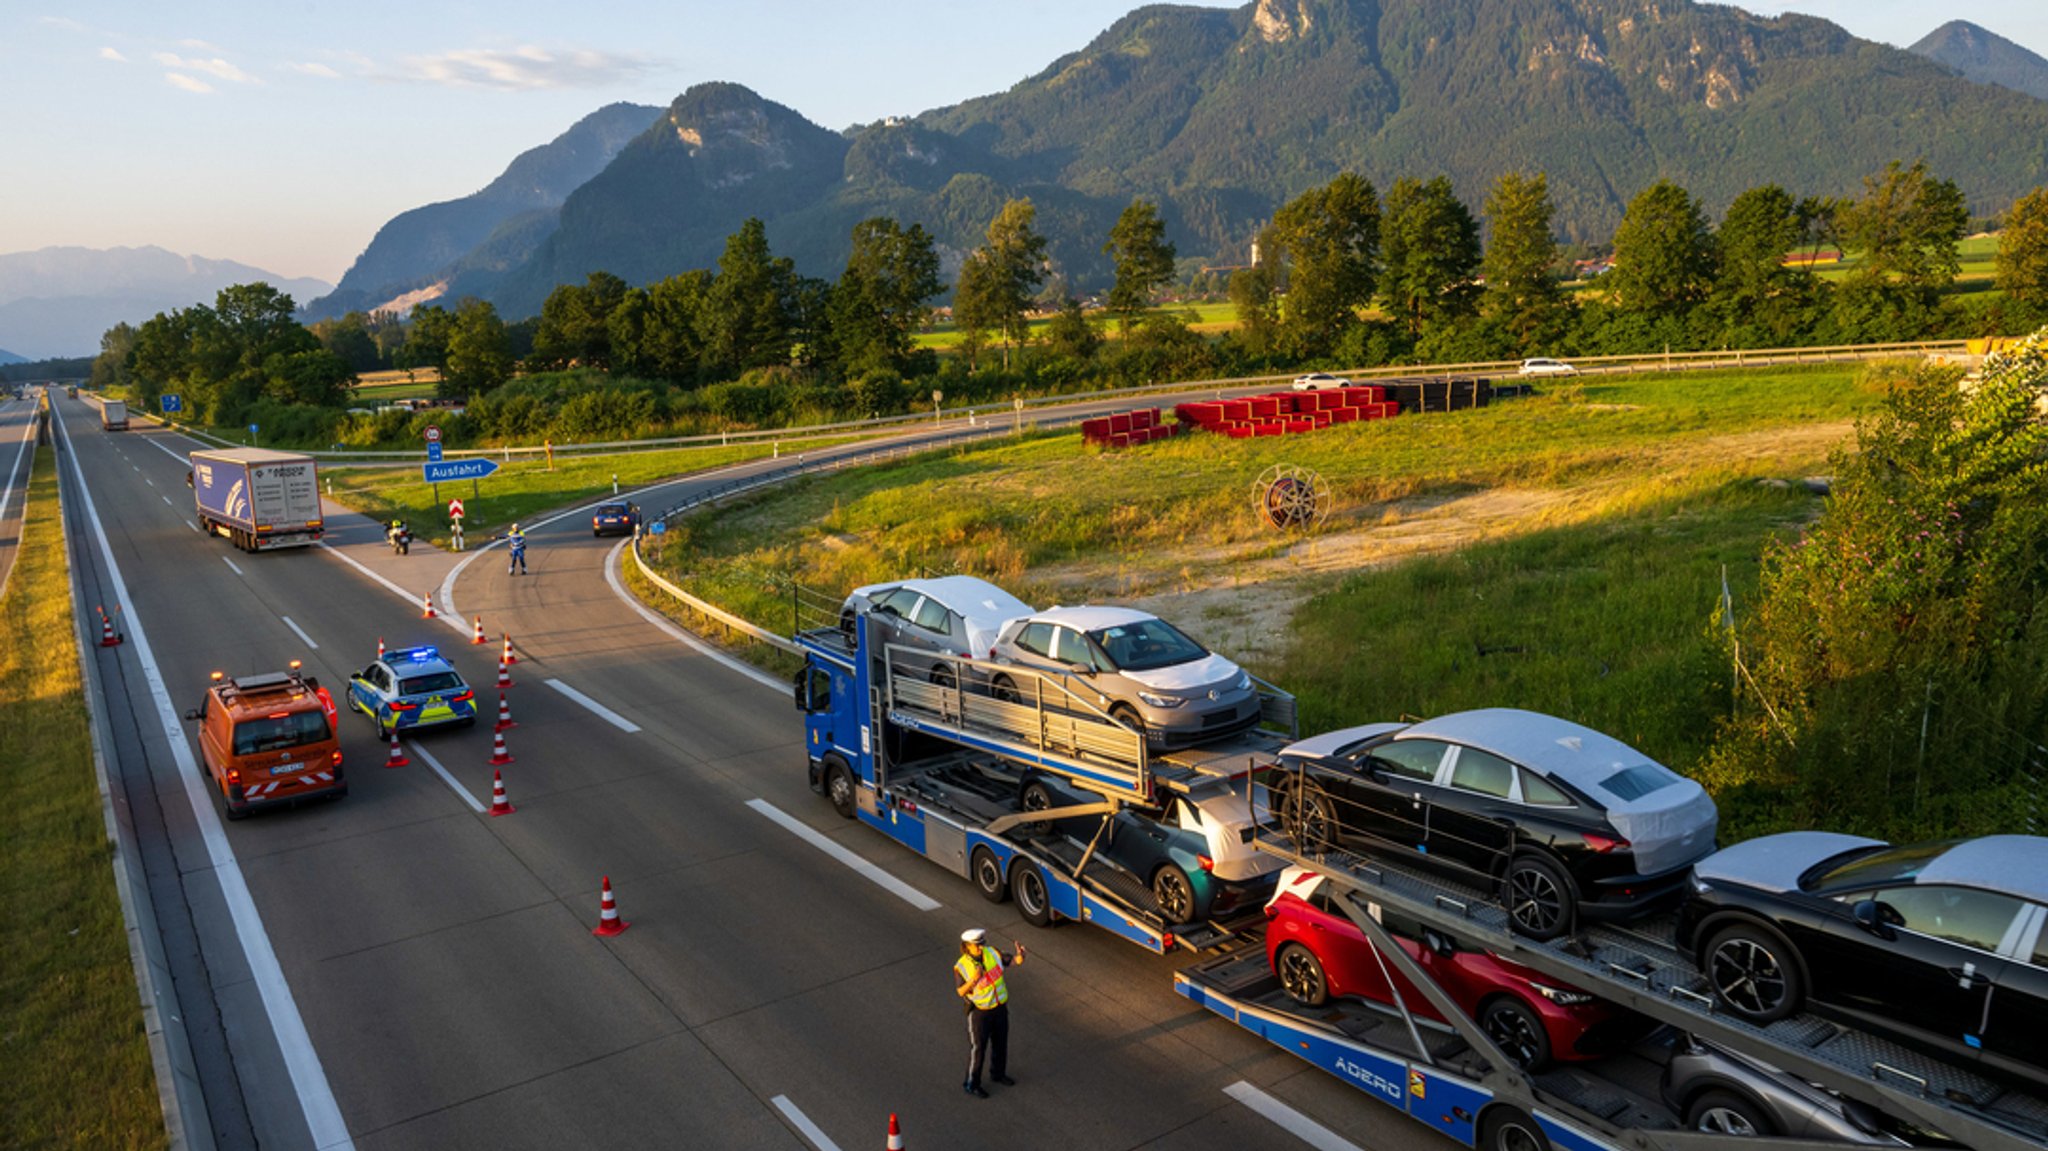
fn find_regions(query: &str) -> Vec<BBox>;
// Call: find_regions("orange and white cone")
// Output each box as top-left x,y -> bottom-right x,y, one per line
488,729 -> 514,766
488,770 -> 514,816
384,731 -> 409,768
98,607 -> 122,647
886,1113 -> 904,1150
501,635 -> 519,665
377,637 -> 385,659
493,691 -> 516,732
592,876 -> 629,936
421,590 -> 435,619
472,616 -> 488,645
496,658 -> 514,690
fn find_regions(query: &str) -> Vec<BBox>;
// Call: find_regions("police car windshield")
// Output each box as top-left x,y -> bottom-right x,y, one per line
399,672 -> 464,696
233,711 -> 331,755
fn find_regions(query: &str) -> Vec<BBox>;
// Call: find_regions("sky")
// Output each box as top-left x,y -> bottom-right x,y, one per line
3,1 -> 2046,286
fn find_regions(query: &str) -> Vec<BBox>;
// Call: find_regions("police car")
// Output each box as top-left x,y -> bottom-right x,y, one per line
346,646 -> 478,733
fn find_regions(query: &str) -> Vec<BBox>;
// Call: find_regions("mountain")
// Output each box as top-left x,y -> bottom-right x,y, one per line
0,348 -> 24,365
304,101 -> 662,319
361,0 -> 2048,318
1908,20 -> 2048,102
0,247 -> 330,360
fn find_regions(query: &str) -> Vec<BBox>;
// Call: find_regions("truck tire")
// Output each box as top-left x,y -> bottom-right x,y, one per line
1011,861 -> 1056,927
824,759 -> 857,820
1479,1106 -> 1549,1151
971,847 -> 1010,903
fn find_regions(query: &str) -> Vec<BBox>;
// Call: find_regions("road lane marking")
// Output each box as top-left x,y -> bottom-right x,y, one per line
0,412 -> 35,601
222,555 -> 243,576
746,799 -> 941,912
145,477 -> 154,487
187,519 -> 201,533
281,616 -> 319,649
542,678 -> 642,733
161,495 -> 172,507
53,410 -> 356,1150
316,541 -> 470,638
1224,1081 -> 1364,1151
408,742 -> 484,814
601,540 -> 786,693
771,1096 -> 844,1151
139,432 -> 193,464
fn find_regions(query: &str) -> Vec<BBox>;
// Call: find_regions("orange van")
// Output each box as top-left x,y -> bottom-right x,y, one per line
183,661 -> 346,819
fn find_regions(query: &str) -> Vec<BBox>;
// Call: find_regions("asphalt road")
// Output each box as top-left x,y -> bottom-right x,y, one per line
0,388 -> 42,598
57,388 -> 1464,1151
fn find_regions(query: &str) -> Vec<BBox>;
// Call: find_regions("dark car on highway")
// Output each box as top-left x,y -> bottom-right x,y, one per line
591,501 -> 641,537
1678,832 -> 2048,1092
1271,709 -> 1718,940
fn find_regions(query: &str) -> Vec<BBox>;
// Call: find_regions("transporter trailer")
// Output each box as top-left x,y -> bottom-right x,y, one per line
795,612 -> 1299,953
1174,791 -> 2048,1151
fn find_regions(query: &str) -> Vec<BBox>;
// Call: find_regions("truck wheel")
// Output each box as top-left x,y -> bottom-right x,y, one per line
825,760 -> 857,819
1011,861 -> 1055,927
971,847 -> 1010,903
1479,1106 -> 1549,1151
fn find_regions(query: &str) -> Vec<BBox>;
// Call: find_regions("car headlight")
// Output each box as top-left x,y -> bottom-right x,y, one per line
1235,672 -> 1252,691
1137,692 -> 1185,709
1529,981 -> 1595,1005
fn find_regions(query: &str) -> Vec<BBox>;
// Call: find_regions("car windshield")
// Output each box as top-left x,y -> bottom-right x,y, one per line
1088,617 -> 1207,672
1801,840 -> 1956,892
398,672 -> 464,696
597,504 -> 627,516
232,710 -> 330,755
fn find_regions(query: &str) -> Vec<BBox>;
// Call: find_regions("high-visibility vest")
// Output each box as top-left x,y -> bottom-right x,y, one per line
507,530 -> 526,552
956,949 -> 1008,1010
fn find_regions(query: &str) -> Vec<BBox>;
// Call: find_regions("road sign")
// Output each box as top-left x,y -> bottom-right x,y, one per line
421,458 -> 498,484
427,442 -> 443,463
248,423 -> 260,436
423,425 -> 442,444
448,498 -> 465,518
160,394 -> 183,413
650,521 -> 667,535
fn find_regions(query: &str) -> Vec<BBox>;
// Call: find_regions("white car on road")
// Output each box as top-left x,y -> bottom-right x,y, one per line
1291,373 -> 1348,390
1518,358 -> 1579,377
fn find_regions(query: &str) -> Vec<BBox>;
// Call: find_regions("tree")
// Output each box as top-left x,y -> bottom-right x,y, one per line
1228,264 -> 1280,357
533,271 -> 629,370
1481,172 -> 1567,350
1102,199 -> 1177,334
1042,297 -> 1101,364
90,322 -> 139,393
700,219 -> 800,375
1608,180 -> 1717,317
954,199 -> 1047,371
312,312 -> 383,374
1267,172 -> 1381,357
830,217 -> 943,375
443,298 -> 511,396
1712,184 -> 1817,343
398,305 -> 454,374
1841,160 -> 1969,289
1380,176 -> 1481,339
1995,186 -> 2048,313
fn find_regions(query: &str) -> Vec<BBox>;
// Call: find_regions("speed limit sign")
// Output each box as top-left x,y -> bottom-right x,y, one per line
424,425 -> 443,444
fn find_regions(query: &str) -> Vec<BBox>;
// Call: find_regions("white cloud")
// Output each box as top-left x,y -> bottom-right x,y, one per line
152,51 -> 258,85
400,45 -> 658,90
286,62 -> 341,79
38,16 -> 86,32
99,46 -> 127,63
179,38 -> 225,53
164,72 -> 213,94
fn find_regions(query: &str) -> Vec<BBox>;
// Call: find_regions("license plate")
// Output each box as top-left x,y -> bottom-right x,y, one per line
425,696 -> 444,707
270,762 -> 301,776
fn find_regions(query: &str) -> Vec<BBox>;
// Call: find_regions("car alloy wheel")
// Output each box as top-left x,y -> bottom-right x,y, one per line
1479,998 -> 1550,1070
1704,926 -> 1799,1021
1282,782 -> 1336,853
1505,856 -> 1572,940
1152,864 -> 1194,923
1276,943 -> 1329,1006
1688,1091 -> 1771,1137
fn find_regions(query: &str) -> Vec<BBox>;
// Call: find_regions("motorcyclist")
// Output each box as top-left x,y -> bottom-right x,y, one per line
387,518 -> 411,555
506,524 -> 527,575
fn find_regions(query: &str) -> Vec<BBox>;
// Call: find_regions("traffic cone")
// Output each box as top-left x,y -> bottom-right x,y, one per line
98,607 -> 122,647
493,691 -> 516,732
496,658 -> 514,690
488,729 -> 514,766
384,731 -> 409,768
472,616 -> 487,645
488,770 -> 514,816
377,637 -> 385,659
501,634 -> 519,665
592,876 -> 629,936
421,590 -> 435,619
887,1113 -> 904,1150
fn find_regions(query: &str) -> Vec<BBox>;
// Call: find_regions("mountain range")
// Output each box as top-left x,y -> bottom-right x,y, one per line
0,247 -> 330,361
1908,20 -> 2048,101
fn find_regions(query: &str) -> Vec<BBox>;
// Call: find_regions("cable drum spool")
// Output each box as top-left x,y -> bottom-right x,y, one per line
1254,464 -> 1332,532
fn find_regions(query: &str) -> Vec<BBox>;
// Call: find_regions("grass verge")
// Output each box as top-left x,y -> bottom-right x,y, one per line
0,449 -> 164,1149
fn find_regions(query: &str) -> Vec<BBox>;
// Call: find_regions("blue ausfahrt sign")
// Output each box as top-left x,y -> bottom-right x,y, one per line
160,394 -> 183,413
422,458 -> 498,484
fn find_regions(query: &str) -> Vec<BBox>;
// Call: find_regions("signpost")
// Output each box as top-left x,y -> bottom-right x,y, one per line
448,497 -> 465,551
422,458 -> 497,484
247,422 -> 259,444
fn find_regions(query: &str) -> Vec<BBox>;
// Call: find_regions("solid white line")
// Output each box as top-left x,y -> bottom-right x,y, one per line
746,799 -> 941,912
280,616 -> 319,650
54,410 -> 355,1149
222,555 -> 243,576
601,540 -> 786,693
1223,1081 -> 1364,1151
771,1095 -> 844,1151
315,541 -> 470,638
0,411 -> 32,526
408,742 -> 485,814
543,678 -> 641,733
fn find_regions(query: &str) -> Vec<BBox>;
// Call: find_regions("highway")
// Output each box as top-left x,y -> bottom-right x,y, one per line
55,388 -> 1460,1151
0,389 -> 42,598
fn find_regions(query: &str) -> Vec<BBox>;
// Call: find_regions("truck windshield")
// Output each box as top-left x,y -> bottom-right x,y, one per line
232,711 -> 331,755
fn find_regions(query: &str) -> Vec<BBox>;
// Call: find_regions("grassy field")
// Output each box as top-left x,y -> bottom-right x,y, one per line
0,449 -> 164,1149
914,301 -> 1235,349
644,361 -> 1881,784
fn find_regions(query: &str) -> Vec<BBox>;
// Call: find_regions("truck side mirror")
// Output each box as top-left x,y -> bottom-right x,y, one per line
793,671 -> 811,711
182,708 -> 202,722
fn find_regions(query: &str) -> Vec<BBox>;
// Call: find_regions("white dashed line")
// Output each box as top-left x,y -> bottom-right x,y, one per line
407,742 -> 485,814
771,1095 -> 844,1151
280,616 -> 319,649
746,799 -> 941,912
543,678 -> 641,733
161,495 -> 172,507
145,477 -> 154,487
1223,1082 -> 1364,1151
222,556 -> 243,576
187,519 -> 201,534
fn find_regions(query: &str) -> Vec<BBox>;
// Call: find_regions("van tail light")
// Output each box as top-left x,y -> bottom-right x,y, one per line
1197,854 -> 1215,873
1582,832 -> 1629,854
331,750 -> 344,767
227,768 -> 241,785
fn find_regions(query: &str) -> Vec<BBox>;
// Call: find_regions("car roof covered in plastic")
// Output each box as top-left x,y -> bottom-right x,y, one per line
1401,708 -> 1685,800
1023,604 -> 1156,632
1917,836 -> 2048,903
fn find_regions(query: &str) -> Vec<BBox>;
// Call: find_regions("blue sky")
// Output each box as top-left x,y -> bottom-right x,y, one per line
3,1 -> 2044,285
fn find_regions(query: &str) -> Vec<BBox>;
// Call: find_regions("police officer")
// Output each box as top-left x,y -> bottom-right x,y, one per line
955,928 -> 1024,1098
506,523 -> 527,575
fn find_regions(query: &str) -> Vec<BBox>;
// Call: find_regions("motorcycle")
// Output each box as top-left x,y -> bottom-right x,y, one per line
387,523 -> 412,555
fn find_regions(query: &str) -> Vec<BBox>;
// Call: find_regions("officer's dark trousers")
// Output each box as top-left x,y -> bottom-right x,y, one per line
964,1003 -> 1009,1086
